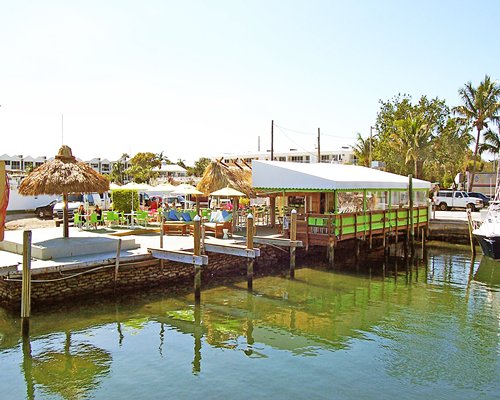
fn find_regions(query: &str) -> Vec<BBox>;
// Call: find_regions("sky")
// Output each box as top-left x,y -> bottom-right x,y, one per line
1,0 -> 499,165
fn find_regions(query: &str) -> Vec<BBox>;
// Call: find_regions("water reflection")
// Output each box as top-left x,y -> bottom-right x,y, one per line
475,257 -> 500,288
0,247 -> 498,399
21,331 -> 112,399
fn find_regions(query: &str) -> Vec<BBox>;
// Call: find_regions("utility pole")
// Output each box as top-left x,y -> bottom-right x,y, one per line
369,126 -> 374,168
271,120 -> 274,161
317,127 -> 321,163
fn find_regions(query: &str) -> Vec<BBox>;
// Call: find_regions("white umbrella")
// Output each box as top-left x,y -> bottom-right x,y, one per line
147,183 -> 177,195
109,183 -> 122,191
122,182 -> 153,191
172,186 -> 204,196
209,187 -> 246,197
171,186 -> 204,211
209,187 -> 245,231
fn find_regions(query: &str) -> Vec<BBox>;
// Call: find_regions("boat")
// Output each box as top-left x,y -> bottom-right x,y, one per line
473,179 -> 500,259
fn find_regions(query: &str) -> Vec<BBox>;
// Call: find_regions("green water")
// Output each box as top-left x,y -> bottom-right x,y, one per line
1,247 -> 499,399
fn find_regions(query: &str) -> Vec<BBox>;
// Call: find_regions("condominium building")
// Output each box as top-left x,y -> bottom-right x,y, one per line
219,148 -> 356,165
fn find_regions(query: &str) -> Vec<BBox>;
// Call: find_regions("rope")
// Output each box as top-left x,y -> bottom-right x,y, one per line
5,264 -> 115,283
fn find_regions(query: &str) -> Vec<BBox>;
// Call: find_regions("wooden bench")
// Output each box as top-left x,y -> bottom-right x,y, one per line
162,222 -> 192,235
201,221 -> 233,239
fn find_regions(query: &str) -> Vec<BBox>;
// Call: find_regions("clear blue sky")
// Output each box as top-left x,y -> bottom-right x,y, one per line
1,0 -> 499,164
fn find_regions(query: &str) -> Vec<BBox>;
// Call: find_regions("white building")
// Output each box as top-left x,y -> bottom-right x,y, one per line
152,162 -> 188,180
0,154 -> 48,172
86,158 -> 113,174
219,148 -> 356,165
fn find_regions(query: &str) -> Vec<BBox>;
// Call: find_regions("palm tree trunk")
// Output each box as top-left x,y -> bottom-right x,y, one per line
469,127 -> 481,191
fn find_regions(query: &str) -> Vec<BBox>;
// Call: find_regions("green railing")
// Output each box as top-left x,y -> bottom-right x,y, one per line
300,206 -> 429,240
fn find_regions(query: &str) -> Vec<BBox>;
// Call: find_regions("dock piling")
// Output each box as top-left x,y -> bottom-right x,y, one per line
114,238 -> 122,286
21,230 -> 32,336
289,209 -> 297,278
193,216 -> 202,302
247,213 -> 254,290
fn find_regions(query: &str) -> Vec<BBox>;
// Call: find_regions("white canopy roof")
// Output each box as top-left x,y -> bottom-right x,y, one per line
252,161 -> 431,191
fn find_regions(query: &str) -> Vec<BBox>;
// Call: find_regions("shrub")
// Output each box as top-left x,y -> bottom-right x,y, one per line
112,189 -> 139,213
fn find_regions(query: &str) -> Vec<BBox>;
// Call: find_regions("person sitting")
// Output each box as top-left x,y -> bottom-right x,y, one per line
149,198 -> 158,211
94,205 -> 103,226
77,204 -> 86,223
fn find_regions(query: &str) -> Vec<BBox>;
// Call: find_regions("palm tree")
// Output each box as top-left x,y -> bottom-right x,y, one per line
393,112 -> 432,179
351,133 -> 374,167
454,75 -> 500,191
479,127 -> 500,157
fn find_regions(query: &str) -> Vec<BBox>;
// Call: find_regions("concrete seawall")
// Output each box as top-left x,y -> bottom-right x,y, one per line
0,244 -> 287,310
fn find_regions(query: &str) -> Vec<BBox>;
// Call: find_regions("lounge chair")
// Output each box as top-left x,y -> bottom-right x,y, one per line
162,209 -> 196,235
198,210 -> 233,238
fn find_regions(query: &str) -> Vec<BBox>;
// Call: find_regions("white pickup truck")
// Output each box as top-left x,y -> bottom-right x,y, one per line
433,190 -> 484,212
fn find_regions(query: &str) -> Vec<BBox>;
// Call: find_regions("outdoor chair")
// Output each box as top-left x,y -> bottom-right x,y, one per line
135,210 -> 149,227
105,211 -> 125,227
74,213 -> 84,230
89,212 -> 100,229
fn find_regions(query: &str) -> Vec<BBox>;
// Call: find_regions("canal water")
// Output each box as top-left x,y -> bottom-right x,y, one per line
0,246 -> 499,400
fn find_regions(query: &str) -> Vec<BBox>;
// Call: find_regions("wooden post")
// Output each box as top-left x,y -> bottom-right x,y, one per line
193,215 -> 202,302
409,174 -> 415,257
289,209 -> 297,279
62,192 -> 69,238
247,213 -> 254,290
270,196 -> 276,228
21,230 -> 32,336
114,238 -> 122,286
160,212 -> 164,248
369,211 -> 373,249
328,239 -> 335,266
466,209 -> 476,257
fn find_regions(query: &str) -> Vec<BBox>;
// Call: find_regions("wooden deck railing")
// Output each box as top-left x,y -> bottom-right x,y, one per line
294,206 -> 429,248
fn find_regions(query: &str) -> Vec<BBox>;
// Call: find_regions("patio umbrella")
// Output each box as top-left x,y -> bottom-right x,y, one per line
18,145 -> 109,238
171,186 -> 204,196
209,186 -> 245,231
196,160 -> 254,197
171,186 -> 204,212
209,187 -> 246,197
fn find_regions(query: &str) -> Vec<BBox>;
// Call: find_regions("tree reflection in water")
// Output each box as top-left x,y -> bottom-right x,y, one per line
22,331 -> 112,400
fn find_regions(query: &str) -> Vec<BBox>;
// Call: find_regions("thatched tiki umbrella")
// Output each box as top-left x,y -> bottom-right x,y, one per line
197,160 -> 254,230
196,160 -> 254,197
19,145 -> 109,238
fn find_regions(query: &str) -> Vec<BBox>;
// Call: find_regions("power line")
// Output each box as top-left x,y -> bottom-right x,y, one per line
273,122 -> 355,140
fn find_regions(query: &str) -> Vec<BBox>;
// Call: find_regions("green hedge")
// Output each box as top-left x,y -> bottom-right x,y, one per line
112,189 -> 140,213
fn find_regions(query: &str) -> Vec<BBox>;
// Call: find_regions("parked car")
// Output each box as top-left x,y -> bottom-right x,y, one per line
432,190 -> 484,211
34,199 -> 58,219
467,192 -> 490,207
